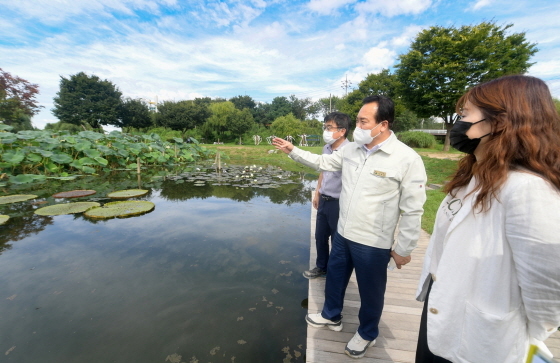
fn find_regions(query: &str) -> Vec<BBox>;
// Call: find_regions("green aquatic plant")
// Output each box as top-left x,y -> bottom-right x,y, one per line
0,129 -> 214,184
0,194 -> 38,205
84,201 -> 155,219
107,189 -> 148,198
52,190 -> 97,198
34,202 -> 101,216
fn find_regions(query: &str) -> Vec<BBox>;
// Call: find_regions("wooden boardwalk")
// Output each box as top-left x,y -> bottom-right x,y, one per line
305,203 -> 560,362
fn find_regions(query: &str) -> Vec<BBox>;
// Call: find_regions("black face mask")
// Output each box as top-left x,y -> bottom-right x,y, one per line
450,119 -> 490,154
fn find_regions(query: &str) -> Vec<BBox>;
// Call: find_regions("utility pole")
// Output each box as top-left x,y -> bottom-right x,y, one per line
329,93 -> 332,113
341,74 -> 352,96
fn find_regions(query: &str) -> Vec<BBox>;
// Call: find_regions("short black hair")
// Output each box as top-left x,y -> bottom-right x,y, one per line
324,111 -> 351,138
362,95 -> 395,127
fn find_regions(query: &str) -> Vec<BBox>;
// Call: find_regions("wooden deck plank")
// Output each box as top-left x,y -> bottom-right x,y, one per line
306,198 -> 429,362
305,197 -> 560,362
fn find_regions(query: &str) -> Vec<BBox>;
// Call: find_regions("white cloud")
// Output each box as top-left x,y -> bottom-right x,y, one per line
307,0 -> 356,15
356,0 -> 432,17
472,0 -> 492,10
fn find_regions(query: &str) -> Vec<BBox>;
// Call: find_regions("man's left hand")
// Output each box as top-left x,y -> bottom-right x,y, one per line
391,250 -> 411,269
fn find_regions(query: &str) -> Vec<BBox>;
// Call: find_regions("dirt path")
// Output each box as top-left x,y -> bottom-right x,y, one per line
418,152 -> 463,160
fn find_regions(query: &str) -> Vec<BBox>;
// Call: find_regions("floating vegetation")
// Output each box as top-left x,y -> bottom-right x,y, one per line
84,201 -> 155,219
0,194 -> 38,205
34,202 -> 101,216
52,190 -> 97,198
167,165 -> 298,189
107,189 -> 149,199
0,215 -> 9,225
0,128 -> 213,184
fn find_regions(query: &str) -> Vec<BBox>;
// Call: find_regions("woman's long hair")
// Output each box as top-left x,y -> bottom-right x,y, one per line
445,75 -> 560,210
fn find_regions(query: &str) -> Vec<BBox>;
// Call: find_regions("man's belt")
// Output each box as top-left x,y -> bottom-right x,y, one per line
321,194 -> 339,201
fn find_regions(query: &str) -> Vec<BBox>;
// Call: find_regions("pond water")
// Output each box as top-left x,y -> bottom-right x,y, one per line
0,165 -> 317,362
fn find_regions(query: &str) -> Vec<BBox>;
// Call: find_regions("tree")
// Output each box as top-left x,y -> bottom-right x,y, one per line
270,96 -> 292,120
289,95 -> 317,120
157,100 -> 210,135
203,101 -> 238,141
315,95 -> 343,119
339,69 -> 403,121
252,102 -> 273,125
0,68 -> 43,127
270,113 -> 304,139
118,98 -> 153,132
52,72 -> 123,130
229,95 -> 256,111
395,22 -> 537,150
554,98 -> 560,115
229,108 -> 255,144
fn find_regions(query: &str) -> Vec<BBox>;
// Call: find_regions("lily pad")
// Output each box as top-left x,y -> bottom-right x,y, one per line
0,194 -> 38,205
107,189 -> 149,199
52,190 -> 97,198
34,202 -> 101,216
0,215 -> 9,225
84,201 -> 155,219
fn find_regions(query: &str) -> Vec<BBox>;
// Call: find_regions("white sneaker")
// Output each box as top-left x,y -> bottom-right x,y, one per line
305,313 -> 343,331
345,331 -> 375,359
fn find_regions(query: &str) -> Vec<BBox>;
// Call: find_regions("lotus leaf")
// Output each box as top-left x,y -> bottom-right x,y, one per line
94,156 -> 108,166
0,194 -> 38,205
2,151 -> 25,165
50,152 -> 73,164
26,153 -> 42,163
52,190 -> 97,198
0,215 -> 9,225
10,174 -> 46,184
84,201 -> 155,219
0,135 -> 17,144
107,189 -> 149,198
78,131 -> 104,141
38,149 -> 53,158
0,124 -> 14,131
34,202 -> 101,216
84,149 -> 101,158
81,166 -> 96,174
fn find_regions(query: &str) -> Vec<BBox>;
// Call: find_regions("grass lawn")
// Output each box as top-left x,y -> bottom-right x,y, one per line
205,143 -> 458,234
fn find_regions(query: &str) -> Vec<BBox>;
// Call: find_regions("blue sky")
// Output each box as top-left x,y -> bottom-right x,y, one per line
1,0 -> 559,129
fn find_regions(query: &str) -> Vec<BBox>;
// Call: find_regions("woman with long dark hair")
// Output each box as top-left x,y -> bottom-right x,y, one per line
416,75 -> 560,362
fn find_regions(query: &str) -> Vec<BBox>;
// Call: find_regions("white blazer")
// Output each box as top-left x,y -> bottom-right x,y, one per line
417,171 -> 560,363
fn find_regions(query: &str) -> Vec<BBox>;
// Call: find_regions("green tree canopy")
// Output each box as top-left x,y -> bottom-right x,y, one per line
270,96 -> 292,120
270,113 -> 304,139
156,100 -> 210,135
0,68 -> 43,127
315,95 -> 343,119
395,22 -> 537,150
339,69 -> 403,121
229,108 -> 255,144
52,72 -> 123,130
118,98 -> 153,132
229,95 -> 256,111
203,101 -> 237,141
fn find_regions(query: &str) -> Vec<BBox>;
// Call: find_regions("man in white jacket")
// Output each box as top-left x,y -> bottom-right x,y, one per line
273,95 -> 427,358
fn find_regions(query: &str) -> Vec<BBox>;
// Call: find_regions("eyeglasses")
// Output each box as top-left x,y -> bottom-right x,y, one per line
322,125 -> 342,131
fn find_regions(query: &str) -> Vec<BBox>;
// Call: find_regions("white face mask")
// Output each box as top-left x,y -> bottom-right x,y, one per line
352,122 -> 382,145
322,130 -> 340,145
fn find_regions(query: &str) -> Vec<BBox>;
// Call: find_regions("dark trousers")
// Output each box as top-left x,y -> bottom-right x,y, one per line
321,232 -> 391,341
416,278 -> 452,363
314,196 -> 340,271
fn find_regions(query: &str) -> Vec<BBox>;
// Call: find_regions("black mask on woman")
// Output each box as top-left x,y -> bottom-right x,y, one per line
450,119 -> 490,154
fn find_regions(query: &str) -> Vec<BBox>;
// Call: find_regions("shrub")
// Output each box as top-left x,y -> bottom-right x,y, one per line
397,131 -> 436,148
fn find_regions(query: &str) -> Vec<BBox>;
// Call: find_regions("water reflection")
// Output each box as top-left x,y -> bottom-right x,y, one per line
0,165 -> 316,362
